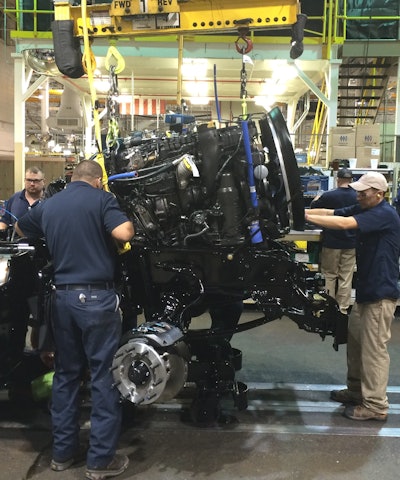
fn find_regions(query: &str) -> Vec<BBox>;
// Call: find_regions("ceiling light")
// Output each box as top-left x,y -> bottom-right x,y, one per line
186,81 -> 208,97
93,78 -> 111,93
189,97 -> 209,105
272,63 -> 297,81
182,59 -> 208,79
254,96 -> 274,111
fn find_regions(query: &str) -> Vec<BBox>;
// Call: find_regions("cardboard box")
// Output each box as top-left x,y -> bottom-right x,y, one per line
329,145 -> 356,162
355,146 -> 381,168
355,124 -> 380,147
330,127 -> 356,147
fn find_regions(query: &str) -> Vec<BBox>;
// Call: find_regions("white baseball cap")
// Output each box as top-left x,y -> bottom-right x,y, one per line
349,171 -> 388,192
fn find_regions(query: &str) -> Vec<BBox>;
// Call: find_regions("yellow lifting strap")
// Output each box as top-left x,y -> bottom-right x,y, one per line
80,0 -> 109,190
105,44 -> 125,75
241,96 -> 248,120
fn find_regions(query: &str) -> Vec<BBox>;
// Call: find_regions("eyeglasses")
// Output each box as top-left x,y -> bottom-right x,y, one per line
357,189 -> 374,198
25,178 -> 44,184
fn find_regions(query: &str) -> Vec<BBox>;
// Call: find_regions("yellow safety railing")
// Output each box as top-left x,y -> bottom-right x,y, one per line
4,0 -> 54,39
354,58 -> 391,126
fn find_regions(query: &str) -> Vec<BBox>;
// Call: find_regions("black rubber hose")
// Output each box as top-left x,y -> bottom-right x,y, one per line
52,20 -> 85,78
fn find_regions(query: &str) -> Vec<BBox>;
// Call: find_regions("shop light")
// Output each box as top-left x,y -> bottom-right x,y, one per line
254,96 -> 274,111
189,97 -> 209,105
182,59 -> 208,79
186,81 -> 208,98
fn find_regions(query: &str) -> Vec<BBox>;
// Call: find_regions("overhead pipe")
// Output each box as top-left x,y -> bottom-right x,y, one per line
51,20 -> 85,78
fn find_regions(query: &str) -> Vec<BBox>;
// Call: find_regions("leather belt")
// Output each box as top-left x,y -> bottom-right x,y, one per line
56,283 -> 114,291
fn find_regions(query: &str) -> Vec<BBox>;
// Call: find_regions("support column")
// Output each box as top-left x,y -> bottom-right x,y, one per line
12,53 -> 26,191
41,79 -> 49,134
394,61 -> 400,165
326,59 -> 340,131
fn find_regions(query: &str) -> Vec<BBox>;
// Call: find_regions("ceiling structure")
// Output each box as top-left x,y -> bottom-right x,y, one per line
21,37 -> 329,137
57,54 -> 329,106
9,0 -> 399,164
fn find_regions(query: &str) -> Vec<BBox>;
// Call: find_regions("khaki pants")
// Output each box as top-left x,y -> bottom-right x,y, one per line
347,299 -> 396,414
320,247 -> 356,314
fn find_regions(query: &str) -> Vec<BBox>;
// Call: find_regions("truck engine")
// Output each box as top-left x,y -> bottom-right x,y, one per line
0,107 -> 345,423
102,107 -> 345,422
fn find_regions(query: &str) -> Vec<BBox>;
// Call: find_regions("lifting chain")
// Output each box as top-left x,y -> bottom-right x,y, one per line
234,24 -> 253,119
240,60 -> 248,102
106,65 -> 120,150
105,55 -> 131,255
239,46 -> 249,119
105,44 -> 125,150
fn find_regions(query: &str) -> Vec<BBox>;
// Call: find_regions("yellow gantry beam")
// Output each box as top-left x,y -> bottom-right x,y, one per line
53,0 -> 300,38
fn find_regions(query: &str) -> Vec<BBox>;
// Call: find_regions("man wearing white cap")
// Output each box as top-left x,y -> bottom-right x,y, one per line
306,171 -> 400,421
310,168 -> 357,314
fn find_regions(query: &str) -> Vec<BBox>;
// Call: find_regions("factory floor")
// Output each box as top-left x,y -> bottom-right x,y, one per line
2,310 -> 400,480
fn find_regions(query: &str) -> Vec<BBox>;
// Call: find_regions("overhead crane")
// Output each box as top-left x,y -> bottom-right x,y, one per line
52,0 -> 306,81
53,0 -> 301,39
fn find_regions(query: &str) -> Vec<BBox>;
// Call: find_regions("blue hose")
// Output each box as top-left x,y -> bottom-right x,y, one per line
108,171 -> 137,181
241,120 -> 263,244
0,207 -> 18,223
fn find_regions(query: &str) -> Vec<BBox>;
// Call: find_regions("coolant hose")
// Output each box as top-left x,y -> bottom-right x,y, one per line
108,172 -> 138,181
241,120 -> 263,244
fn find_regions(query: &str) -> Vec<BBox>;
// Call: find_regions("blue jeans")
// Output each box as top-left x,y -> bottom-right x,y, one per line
51,288 -> 122,468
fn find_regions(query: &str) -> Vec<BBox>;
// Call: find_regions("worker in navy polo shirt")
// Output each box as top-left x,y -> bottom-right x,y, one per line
310,168 -> 357,314
306,171 -> 400,422
16,160 -> 134,480
0,166 -> 45,237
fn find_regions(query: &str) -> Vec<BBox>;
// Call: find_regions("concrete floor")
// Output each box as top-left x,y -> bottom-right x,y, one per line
2,312 -> 400,480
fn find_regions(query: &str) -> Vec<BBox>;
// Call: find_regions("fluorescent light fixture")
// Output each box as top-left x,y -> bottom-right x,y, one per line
272,62 -> 297,81
117,95 -> 133,103
182,59 -> 208,79
93,79 -> 110,93
186,81 -> 208,97
189,97 -> 209,105
254,96 -> 274,111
